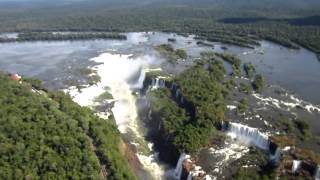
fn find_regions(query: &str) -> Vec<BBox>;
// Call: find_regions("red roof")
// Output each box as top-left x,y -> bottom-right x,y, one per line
10,73 -> 22,81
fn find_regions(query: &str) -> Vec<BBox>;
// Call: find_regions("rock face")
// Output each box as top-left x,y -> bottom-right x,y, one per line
122,143 -> 143,169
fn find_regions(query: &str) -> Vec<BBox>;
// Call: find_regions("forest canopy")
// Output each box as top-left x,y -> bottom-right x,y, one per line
0,73 -> 135,180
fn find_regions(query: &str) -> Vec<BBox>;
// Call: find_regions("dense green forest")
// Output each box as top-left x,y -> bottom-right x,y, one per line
150,58 -> 228,153
0,32 -> 126,42
0,73 -> 135,180
156,44 -> 188,63
0,1 -> 319,54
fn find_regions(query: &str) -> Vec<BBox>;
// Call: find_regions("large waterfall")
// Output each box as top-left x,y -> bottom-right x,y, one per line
226,122 -> 270,150
67,53 -> 165,179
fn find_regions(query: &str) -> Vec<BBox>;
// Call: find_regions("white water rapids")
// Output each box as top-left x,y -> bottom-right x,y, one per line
66,52 -> 165,179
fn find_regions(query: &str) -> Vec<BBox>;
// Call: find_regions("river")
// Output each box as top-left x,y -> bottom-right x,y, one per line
0,32 -> 319,179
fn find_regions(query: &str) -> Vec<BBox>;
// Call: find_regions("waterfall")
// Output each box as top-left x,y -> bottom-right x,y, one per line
315,165 -> 320,180
227,122 -> 270,150
133,67 -> 146,89
171,83 -> 176,90
292,160 -> 301,173
69,53 -> 165,179
151,78 -> 166,90
270,147 -> 281,164
159,79 -> 166,88
224,122 -> 283,165
175,153 -> 190,180
180,96 -> 184,104
148,109 -> 152,120
176,89 -> 181,99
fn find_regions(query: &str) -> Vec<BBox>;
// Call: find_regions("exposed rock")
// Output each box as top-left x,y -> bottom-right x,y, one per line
120,142 -> 145,177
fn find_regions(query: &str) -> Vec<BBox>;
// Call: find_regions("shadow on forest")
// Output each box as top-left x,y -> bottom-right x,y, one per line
219,15 -> 320,26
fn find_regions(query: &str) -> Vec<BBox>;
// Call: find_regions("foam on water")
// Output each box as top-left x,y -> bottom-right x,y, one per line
253,93 -> 320,113
208,141 -> 249,177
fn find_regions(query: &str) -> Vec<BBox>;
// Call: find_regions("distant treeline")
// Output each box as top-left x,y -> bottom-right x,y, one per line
0,32 -> 127,42
0,6 -> 319,54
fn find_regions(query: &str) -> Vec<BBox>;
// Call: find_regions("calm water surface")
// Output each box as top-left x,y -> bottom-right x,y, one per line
0,32 -> 319,104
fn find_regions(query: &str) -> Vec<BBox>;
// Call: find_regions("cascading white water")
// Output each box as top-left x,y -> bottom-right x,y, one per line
151,78 -> 160,89
227,122 -> 270,150
67,53 -> 165,179
225,122 -> 283,164
270,147 -> 281,163
151,78 -> 166,90
292,160 -> 302,173
175,153 -> 190,180
315,165 -> 320,180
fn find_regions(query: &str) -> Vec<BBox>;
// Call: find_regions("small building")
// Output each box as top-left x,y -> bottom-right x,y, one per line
10,73 -> 22,81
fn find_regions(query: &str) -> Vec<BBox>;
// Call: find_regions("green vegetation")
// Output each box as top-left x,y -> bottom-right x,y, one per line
238,98 -> 249,113
0,1 -> 319,54
278,116 -> 294,133
156,44 -> 187,63
195,32 -> 259,49
294,119 -> 312,140
150,58 -> 227,152
0,32 -> 126,43
0,73 -> 135,180
150,89 -> 207,152
175,49 -> 187,59
243,62 -> 256,78
276,116 -> 312,141
234,167 -> 278,180
196,41 -> 213,47
233,148 -> 277,180
76,68 -> 101,86
252,74 -> 264,92
239,82 -> 252,94
224,77 -> 236,90
214,53 -> 241,75
94,90 -> 113,103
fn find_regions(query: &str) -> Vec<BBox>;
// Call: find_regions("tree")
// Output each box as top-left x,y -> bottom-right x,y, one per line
252,74 -> 264,92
